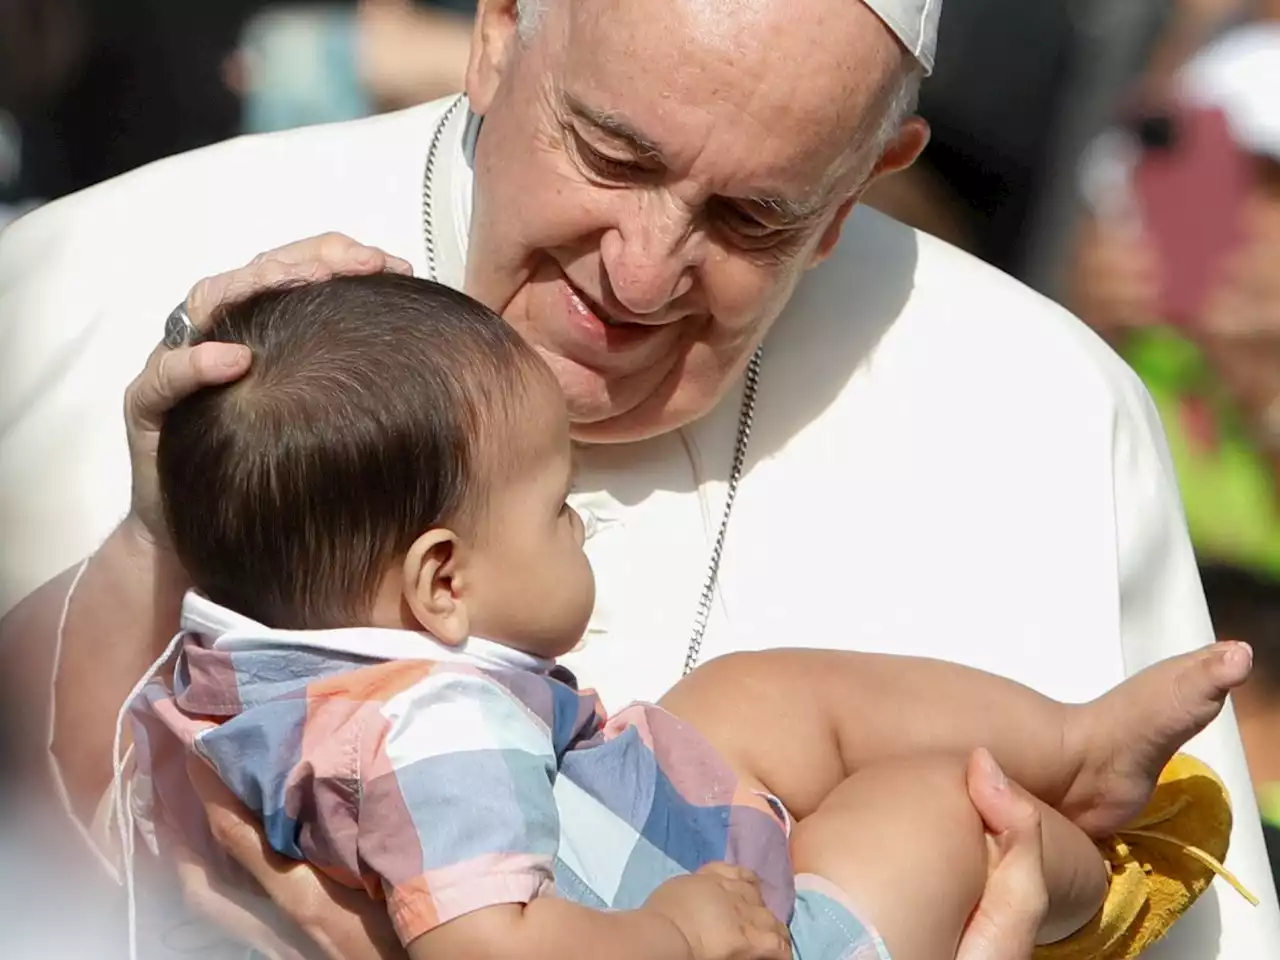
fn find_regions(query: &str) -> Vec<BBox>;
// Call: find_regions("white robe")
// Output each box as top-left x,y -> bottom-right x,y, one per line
1,96 -> 1276,958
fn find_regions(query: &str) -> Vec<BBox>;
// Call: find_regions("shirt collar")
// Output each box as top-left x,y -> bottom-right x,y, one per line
179,591 -> 556,674
428,96 -> 476,290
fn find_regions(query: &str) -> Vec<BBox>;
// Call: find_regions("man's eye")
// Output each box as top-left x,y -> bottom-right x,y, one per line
715,202 -> 788,248
575,135 -> 642,180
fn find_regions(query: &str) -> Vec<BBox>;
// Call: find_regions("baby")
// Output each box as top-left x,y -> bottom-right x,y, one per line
129,274 -> 1252,960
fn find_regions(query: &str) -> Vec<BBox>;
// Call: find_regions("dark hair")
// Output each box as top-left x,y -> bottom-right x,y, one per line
1200,563 -> 1280,692
157,274 -> 544,629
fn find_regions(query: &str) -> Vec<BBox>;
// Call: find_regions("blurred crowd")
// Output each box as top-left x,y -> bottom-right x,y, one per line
3,0 -> 1280,880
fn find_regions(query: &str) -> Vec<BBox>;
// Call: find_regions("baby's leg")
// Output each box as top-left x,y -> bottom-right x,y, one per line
659,645 -> 1247,827
787,755 -> 1106,960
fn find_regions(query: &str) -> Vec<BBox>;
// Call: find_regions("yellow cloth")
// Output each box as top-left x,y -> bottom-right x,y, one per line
1034,754 -> 1257,960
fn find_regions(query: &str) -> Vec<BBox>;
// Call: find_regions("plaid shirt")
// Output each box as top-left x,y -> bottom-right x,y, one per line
130,593 -> 795,946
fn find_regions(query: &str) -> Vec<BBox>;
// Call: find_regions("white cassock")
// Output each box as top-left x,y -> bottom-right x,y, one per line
1,95 -> 1277,958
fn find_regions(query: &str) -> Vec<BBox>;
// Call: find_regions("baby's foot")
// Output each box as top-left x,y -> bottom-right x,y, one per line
1060,642 -> 1252,837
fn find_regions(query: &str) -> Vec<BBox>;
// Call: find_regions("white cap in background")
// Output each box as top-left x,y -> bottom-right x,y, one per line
1178,22 -> 1280,159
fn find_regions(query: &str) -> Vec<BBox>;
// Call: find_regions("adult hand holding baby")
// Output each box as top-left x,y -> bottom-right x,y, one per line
113,241 -> 1052,960
46,234 -> 414,830
179,744 -> 1048,960
121,233 -> 414,547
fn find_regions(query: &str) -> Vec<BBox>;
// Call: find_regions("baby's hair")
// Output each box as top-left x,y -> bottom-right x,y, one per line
157,274 -> 546,629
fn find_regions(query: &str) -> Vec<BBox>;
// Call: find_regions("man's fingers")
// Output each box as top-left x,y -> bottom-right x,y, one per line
171,843 -> 314,960
956,831 -> 1047,960
184,234 -> 413,326
965,749 -> 1040,838
187,259 -> 323,325
126,341 -> 252,431
186,756 -> 401,960
187,756 -> 295,891
958,749 -> 1049,960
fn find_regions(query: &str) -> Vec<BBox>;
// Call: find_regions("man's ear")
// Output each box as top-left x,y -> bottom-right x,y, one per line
466,0 -> 522,115
809,116 -> 930,268
402,529 -> 470,645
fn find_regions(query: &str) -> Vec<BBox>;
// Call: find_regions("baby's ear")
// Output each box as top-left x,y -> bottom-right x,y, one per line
402,529 -> 470,645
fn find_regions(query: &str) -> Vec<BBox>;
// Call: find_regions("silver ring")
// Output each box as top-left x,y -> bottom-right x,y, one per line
163,302 -> 197,349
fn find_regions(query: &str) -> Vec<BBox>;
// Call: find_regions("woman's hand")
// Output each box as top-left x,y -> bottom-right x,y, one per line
123,233 -> 412,543
180,757 -> 404,960
956,749 -> 1050,960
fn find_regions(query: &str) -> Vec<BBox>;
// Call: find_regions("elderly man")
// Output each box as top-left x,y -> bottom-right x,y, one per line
1,0 -> 1277,957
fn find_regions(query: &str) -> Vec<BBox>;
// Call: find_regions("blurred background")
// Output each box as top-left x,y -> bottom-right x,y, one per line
2,0 -> 1279,883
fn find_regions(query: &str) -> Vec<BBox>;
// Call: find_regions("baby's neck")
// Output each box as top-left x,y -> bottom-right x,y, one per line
366,580 -> 561,671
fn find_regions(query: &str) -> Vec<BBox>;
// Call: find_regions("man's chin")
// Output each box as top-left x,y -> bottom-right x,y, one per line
545,351 -> 709,444
568,391 -> 709,445
548,359 -> 657,426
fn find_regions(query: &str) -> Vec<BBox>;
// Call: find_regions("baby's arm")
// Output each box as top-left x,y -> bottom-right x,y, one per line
356,665 -> 788,960
409,865 -> 791,960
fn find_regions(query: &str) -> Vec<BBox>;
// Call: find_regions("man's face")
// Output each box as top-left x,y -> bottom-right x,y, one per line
464,0 -> 927,443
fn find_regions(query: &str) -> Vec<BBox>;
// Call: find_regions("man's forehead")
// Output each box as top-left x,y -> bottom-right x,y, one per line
558,0 -> 938,73
551,1 -> 898,207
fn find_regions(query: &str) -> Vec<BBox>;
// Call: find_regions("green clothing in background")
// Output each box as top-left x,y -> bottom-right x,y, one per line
1123,327 -> 1280,579
1261,783 -> 1280,829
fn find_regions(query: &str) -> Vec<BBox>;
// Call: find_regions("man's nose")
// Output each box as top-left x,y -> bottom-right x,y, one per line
600,202 -> 697,317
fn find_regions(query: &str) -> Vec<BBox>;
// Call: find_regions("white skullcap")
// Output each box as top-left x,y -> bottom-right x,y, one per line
864,0 -> 942,74
1177,22 -> 1280,160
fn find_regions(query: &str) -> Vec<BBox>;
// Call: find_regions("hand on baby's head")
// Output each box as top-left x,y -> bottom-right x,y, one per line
156,275 -> 593,657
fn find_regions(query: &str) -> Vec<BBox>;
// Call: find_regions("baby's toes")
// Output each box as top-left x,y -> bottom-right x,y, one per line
1168,642 -> 1252,731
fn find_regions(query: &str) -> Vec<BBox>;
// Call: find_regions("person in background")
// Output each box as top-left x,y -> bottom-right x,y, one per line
1068,16 -> 1280,578
231,0 -> 473,134
861,0 -> 1077,270
0,0 -> 88,223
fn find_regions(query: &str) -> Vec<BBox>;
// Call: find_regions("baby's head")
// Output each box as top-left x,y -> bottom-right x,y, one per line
158,274 -> 594,659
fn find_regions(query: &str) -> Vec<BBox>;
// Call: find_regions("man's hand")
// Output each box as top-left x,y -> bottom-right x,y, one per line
122,232 -> 412,544
644,864 -> 792,960
957,750 -> 1050,960
181,756 -> 405,960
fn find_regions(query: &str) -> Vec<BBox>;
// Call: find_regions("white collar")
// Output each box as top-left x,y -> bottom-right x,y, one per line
179,591 -> 556,675
427,96 -> 476,291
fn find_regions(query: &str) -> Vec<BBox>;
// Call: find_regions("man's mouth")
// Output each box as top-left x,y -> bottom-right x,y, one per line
565,281 -> 637,327
553,273 -> 682,367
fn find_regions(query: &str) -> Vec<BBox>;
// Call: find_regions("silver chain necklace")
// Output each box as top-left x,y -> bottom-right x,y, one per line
421,95 -> 762,677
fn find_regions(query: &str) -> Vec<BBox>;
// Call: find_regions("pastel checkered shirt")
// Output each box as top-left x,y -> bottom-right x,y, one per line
130,593 -> 794,945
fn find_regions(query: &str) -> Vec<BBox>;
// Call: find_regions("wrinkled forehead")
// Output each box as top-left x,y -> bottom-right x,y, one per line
546,0 -> 905,199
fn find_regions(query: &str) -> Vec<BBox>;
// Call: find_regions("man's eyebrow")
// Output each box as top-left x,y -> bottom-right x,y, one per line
562,92 -> 831,223
562,94 -> 664,160
742,193 -> 828,225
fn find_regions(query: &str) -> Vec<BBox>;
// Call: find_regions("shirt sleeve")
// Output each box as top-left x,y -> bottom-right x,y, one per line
355,665 -> 561,946
1109,362 -> 1280,952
